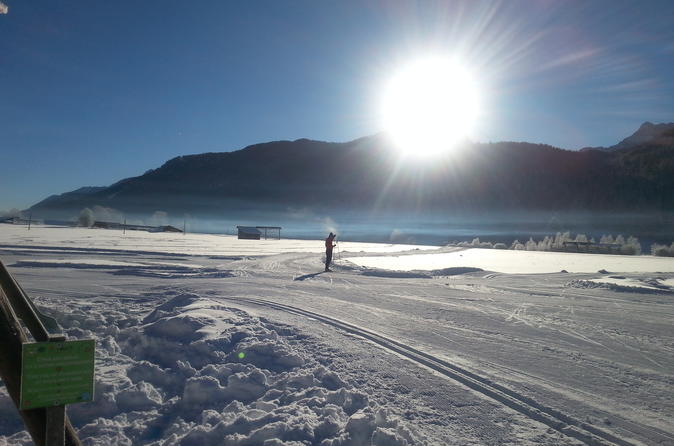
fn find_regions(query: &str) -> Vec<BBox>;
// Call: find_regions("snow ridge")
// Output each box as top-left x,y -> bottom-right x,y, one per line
215,295 -> 640,446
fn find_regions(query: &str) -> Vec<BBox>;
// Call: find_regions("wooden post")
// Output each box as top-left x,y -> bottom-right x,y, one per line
0,288 -> 52,446
45,406 -> 65,446
45,332 -> 66,445
123,218 -> 126,235
0,262 -> 82,446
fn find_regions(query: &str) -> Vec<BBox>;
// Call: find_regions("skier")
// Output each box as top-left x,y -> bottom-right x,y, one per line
325,232 -> 337,272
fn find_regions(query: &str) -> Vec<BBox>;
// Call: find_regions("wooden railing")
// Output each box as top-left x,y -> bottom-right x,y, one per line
0,260 -> 82,446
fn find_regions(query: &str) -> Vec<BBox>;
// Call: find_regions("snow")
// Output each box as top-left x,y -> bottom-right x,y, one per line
13,259 -> 152,268
581,276 -> 674,293
1,225 -> 673,445
0,224 -> 438,257
0,290 -> 418,445
346,247 -> 674,274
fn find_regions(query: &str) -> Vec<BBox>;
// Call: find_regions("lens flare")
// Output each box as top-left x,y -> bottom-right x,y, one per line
381,57 -> 480,157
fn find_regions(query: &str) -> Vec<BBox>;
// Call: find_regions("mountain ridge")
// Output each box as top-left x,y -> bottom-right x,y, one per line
580,121 -> 674,152
29,125 -> 674,218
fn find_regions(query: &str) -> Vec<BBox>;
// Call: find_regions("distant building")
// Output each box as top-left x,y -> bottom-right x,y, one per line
237,226 -> 262,240
160,225 -> 183,233
148,225 -> 183,233
0,216 -> 42,225
236,226 -> 281,240
92,221 -> 124,230
256,226 -> 281,240
92,221 -> 183,233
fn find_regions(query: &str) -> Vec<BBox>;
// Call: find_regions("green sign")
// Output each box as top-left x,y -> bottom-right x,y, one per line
20,339 -> 95,410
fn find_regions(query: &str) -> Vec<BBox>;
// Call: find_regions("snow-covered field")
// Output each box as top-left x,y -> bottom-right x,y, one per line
0,225 -> 436,257
347,248 -> 674,274
1,224 -> 673,445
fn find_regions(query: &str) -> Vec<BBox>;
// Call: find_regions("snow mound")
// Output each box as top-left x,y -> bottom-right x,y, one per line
0,291 -> 421,445
360,270 -> 430,279
356,265 -> 483,279
566,276 -> 674,293
430,267 -> 483,276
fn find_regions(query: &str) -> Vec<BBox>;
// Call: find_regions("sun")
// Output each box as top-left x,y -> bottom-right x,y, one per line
381,57 -> 480,157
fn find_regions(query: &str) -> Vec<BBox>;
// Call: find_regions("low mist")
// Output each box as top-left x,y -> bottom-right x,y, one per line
26,201 -> 674,251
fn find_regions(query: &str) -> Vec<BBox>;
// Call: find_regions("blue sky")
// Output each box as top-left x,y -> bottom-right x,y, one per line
1,0 -> 673,210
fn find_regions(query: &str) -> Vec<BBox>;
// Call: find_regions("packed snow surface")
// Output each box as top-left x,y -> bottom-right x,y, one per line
0,225 -> 437,256
1,224 -> 673,445
347,247 -> 674,274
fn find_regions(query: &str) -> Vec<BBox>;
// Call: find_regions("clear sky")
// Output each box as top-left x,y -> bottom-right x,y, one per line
1,0 -> 673,210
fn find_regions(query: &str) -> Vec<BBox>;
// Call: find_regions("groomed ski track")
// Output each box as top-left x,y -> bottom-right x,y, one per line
217,295 -> 637,446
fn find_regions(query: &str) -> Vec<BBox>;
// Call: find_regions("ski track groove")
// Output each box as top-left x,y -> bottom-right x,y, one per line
216,295 -> 639,446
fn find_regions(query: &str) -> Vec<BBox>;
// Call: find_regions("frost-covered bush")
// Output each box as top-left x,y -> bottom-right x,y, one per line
537,236 -> 552,251
621,236 -> 642,255
459,233 -> 643,255
455,238 -> 492,248
552,232 -> 572,250
506,232 -> 641,255
92,205 -> 123,223
600,234 -> 614,244
651,243 -> 674,257
78,208 -> 95,227
511,240 -> 525,250
597,234 -> 642,255
0,208 -> 23,218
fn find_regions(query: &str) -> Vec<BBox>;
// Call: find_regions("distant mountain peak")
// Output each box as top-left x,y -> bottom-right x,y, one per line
584,121 -> 674,152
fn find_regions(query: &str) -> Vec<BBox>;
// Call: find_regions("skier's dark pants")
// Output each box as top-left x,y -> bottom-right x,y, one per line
325,249 -> 333,271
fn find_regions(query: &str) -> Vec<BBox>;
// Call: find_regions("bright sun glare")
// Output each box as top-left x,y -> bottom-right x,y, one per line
381,57 -> 480,157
